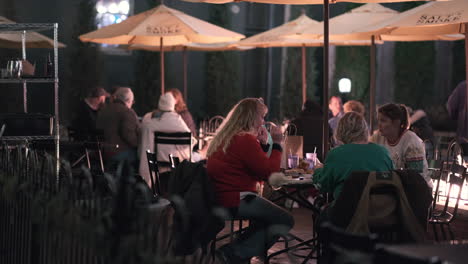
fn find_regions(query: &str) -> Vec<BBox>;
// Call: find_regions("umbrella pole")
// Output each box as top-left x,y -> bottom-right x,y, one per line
183,47 -> 188,103
370,35 -> 376,132
322,0 -> 330,158
465,25 -> 468,123
160,38 -> 165,94
302,45 -> 307,104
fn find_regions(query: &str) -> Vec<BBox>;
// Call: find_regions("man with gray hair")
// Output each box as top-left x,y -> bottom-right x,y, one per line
96,87 -> 139,171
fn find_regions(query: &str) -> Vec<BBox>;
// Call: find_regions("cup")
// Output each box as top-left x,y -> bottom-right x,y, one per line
287,154 -> 299,169
305,153 -> 317,169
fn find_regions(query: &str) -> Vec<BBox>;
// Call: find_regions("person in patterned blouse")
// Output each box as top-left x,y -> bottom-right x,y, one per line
370,103 -> 432,188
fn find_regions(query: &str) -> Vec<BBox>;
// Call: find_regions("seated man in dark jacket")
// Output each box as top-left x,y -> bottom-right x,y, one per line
71,86 -> 109,141
96,87 -> 140,171
289,100 -> 332,161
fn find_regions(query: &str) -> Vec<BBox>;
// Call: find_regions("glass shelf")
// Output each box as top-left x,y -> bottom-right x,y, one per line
0,23 -> 55,33
0,78 -> 56,84
1,135 -> 56,141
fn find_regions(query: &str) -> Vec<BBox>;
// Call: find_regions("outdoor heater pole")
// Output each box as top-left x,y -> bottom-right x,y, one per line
160,38 -> 165,94
323,0 -> 330,158
302,44 -> 306,104
370,35 -> 376,132
183,46 -> 188,103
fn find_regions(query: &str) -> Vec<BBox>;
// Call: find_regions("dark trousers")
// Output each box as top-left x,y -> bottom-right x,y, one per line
229,195 -> 294,259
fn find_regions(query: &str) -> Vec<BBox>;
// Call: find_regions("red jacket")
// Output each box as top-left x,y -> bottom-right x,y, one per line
206,133 -> 282,208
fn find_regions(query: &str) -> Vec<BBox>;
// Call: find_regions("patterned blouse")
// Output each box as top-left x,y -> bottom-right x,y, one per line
370,130 -> 432,188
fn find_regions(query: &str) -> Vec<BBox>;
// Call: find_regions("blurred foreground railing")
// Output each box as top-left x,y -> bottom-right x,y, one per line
0,142 -> 175,264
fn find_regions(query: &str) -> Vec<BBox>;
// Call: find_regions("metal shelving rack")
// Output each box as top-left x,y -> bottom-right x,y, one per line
0,23 -> 60,177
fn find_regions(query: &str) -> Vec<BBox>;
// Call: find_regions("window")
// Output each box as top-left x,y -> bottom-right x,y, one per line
95,0 -> 133,54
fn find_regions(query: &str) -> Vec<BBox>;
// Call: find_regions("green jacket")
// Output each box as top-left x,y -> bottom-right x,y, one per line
313,143 -> 394,199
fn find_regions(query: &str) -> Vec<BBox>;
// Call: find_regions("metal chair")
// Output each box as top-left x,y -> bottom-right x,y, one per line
318,221 -> 378,264
146,150 -> 161,196
429,163 -> 467,241
446,139 -> 464,166
154,132 -> 192,167
427,159 -> 444,213
423,139 -> 435,160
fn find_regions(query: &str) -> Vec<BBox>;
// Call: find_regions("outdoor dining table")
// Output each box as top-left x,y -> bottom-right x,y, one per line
267,173 -> 320,263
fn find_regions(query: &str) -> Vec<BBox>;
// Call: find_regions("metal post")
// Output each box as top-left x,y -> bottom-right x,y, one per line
22,31 -> 27,113
160,38 -> 165,94
302,45 -> 307,104
465,25 -> 468,132
322,0 -> 330,158
54,24 -> 60,182
266,4 -> 275,111
370,35 -> 376,132
183,47 -> 188,103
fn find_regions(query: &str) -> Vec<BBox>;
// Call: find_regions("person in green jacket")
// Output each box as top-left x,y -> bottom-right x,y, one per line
313,111 -> 394,200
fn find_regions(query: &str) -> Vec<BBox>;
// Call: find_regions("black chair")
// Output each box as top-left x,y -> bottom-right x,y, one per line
146,150 -> 161,196
329,170 -> 431,244
374,246 -> 442,264
154,132 -> 192,167
446,139 -> 464,166
427,159 -> 444,213
429,163 -> 467,241
168,154 -> 180,170
423,139 -> 435,160
319,221 -> 378,264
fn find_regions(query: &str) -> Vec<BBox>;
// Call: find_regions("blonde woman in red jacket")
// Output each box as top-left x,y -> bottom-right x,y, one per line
207,98 -> 294,264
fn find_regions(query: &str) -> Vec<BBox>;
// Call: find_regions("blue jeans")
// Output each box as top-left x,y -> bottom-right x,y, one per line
108,149 -> 137,174
229,195 -> 294,259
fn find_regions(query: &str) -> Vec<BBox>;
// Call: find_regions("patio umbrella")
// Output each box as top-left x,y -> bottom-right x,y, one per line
182,0 -> 440,157
79,4 -> 244,93
239,13 -> 377,103
347,0 -> 468,138
0,16 -> 66,49
286,3 -> 462,130
128,41 -> 252,102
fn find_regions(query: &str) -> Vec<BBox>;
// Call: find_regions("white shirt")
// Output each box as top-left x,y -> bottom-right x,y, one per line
138,111 -> 192,184
370,130 -> 432,188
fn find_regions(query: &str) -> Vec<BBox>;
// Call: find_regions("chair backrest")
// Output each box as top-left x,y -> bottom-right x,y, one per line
427,159 -> 444,212
446,139 -> 464,165
440,163 -> 467,221
423,139 -> 435,160
330,170 -> 429,243
319,221 -> 377,264
154,132 -> 192,167
146,150 -> 161,196
206,115 -> 224,136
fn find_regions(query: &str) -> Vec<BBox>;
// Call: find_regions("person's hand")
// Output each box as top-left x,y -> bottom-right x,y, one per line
257,126 -> 268,145
314,159 -> 324,169
270,125 -> 284,144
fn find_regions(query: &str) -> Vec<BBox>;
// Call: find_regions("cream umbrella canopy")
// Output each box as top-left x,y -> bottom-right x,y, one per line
184,0 -> 438,4
0,16 -> 66,49
79,4 -> 244,93
286,3 -> 462,129
128,41 -> 252,102
239,13 -> 377,103
183,0 -> 440,157
346,0 -> 468,135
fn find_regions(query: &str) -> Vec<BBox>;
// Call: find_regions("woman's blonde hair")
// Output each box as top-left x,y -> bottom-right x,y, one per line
168,88 -> 187,113
335,111 -> 369,144
207,98 -> 267,157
